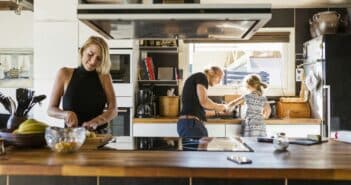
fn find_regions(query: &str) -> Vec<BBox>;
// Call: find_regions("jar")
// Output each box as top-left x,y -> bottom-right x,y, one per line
273,132 -> 289,151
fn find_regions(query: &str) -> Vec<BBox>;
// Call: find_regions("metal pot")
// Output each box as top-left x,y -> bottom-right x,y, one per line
313,11 -> 341,35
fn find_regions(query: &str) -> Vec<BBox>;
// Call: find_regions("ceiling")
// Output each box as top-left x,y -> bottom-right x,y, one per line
200,0 -> 351,8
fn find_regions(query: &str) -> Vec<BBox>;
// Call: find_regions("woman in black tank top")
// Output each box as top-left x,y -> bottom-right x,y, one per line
48,36 -> 117,133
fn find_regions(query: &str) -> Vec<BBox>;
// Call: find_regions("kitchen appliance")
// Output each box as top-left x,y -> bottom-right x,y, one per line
110,107 -> 131,136
77,3 -> 271,40
302,35 -> 351,137
136,88 -> 155,118
110,49 -> 132,83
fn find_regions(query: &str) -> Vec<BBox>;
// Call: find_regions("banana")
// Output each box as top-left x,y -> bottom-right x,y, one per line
13,119 -> 48,134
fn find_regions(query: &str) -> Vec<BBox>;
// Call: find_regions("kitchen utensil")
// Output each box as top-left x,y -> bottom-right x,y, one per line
23,95 -> 46,116
276,101 -> 311,119
0,128 -> 46,148
6,115 -> 27,131
0,93 -> 12,114
313,11 -> 340,35
14,88 -> 37,117
45,127 -> 86,154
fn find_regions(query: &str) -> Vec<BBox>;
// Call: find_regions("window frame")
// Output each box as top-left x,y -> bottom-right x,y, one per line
188,27 -> 296,97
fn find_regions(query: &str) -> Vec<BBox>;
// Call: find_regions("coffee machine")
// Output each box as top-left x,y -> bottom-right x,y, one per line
136,88 -> 156,118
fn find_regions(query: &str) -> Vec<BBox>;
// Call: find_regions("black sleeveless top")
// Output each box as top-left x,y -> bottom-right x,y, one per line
63,66 -> 107,129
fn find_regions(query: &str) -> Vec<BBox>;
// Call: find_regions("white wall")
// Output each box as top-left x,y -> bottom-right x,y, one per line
0,11 -> 33,48
0,11 -> 33,114
33,0 -> 79,126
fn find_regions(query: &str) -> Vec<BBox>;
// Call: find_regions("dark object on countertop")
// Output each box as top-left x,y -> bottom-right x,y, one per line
0,129 -> 46,148
257,137 -> 325,145
0,114 -> 10,129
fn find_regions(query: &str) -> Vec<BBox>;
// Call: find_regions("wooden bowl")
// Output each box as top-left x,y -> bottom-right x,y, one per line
0,129 -> 46,148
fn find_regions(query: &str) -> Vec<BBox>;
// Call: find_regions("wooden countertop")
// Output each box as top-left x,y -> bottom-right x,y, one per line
0,138 -> 351,180
133,118 -> 321,125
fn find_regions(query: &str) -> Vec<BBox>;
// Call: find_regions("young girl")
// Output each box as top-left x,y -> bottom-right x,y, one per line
228,74 -> 271,137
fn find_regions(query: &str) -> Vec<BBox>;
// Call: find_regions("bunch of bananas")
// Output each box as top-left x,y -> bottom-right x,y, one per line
12,119 -> 48,134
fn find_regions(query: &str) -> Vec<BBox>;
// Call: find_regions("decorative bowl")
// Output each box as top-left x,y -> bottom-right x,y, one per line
0,129 -> 46,148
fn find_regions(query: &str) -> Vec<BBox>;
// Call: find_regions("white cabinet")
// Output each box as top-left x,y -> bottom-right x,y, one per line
133,123 -> 178,137
206,124 -> 226,137
225,125 -> 242,137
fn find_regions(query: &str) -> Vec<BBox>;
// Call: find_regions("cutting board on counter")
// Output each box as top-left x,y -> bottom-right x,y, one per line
82,134 -> 113,150
276,101 -> 311,118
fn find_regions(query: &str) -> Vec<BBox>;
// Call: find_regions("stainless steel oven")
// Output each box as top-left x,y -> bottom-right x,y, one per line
110,107 -> 131,136
110,49 -> 132,83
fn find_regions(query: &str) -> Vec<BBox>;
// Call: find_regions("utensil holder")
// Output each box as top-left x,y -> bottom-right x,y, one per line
7,115 -> 27,131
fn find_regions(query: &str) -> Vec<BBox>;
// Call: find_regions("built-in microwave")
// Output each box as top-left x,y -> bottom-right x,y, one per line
109,49 -> 132,83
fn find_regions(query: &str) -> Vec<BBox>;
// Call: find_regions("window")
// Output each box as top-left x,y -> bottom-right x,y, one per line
188,28 -> 295,96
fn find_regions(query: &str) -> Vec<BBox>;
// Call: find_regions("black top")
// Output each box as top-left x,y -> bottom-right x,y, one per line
63,66 -> 107,129
180,72 -> 208,121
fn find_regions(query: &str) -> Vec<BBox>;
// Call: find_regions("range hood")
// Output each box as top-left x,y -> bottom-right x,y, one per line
78,4 -> 271,40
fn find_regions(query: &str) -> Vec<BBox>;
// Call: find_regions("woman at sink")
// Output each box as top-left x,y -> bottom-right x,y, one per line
227,74 -> 271,137
47,36 -> 117,133
177,66 -> 228,137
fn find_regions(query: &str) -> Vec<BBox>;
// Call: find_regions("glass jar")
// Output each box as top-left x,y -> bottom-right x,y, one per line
273,132 -> 289,151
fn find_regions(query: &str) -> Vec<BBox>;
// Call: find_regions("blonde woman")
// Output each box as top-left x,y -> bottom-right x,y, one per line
178,66 -> 228,137
48,36 -> 117,133
228,74 -> 271,137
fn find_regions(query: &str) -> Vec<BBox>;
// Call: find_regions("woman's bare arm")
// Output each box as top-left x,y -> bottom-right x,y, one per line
196,84 -> 226,112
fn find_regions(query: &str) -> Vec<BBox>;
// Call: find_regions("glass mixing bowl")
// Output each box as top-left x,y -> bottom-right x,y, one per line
45,127 -> 86,153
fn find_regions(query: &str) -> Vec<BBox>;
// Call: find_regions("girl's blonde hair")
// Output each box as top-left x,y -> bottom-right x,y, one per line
244,74 -> 267,95
204,66 -> 223,78
79,36 -> 111,74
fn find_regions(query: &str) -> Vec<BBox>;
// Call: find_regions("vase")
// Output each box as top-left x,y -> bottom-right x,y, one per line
7,115 -> 27,131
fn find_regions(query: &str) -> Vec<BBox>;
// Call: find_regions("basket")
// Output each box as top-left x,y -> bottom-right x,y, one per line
159,96 -> 179,117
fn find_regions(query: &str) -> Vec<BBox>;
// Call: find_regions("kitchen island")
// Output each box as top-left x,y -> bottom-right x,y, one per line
0,137 -> 351,185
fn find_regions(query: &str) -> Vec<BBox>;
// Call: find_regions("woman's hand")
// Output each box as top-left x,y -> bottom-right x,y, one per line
82,121 -> 98,131
64,111 -> 78,127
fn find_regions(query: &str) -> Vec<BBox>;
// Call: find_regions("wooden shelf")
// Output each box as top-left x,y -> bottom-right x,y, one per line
138,80 -> 178,86
139,47 -> 178,52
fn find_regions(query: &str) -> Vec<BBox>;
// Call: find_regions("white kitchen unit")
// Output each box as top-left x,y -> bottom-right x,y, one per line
206,124 -> 226,137
133,123 -> 178,137
225,124 -> 242,137
226,124 -> 320,137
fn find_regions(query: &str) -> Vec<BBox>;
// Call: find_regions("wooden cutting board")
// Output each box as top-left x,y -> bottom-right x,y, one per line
81,134 -> 113,150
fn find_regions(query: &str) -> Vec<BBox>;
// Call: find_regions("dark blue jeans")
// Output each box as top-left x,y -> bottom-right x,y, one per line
177,118 -> 208,138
